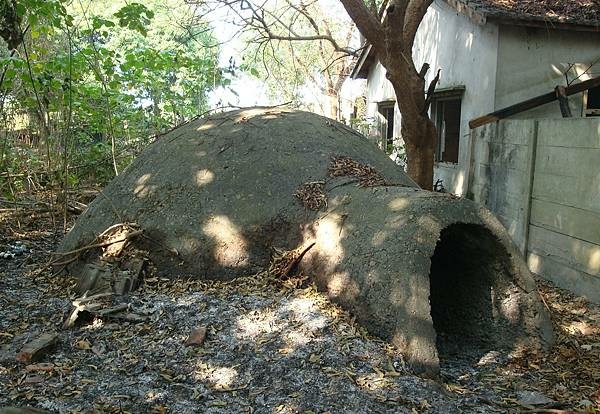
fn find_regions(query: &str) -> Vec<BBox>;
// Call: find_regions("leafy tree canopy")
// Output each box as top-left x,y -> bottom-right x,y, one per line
0,0 -> 226,192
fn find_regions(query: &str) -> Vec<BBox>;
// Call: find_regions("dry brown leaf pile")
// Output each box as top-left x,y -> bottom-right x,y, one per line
294,181 -> 327,211
500,279 -> 600,411
328,156 -> 387,187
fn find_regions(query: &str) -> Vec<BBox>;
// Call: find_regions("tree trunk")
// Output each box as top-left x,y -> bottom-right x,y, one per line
403,118 -> 436,190
387,70 -> 437,190
327,90 -> 339,120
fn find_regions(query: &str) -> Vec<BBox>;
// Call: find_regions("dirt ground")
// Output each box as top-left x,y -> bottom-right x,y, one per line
0,209 -> 599,414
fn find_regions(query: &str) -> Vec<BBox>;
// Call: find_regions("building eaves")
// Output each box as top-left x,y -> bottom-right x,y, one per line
455,0 -> 600,30
350,0 -> 600,80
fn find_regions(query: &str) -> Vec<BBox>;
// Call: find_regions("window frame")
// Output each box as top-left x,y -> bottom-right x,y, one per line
430,87 -> 465,165
583,85 -> 600,117
377,101 -> 395,153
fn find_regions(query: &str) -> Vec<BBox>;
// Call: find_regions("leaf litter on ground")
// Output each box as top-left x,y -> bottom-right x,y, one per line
0,209 -> 599,414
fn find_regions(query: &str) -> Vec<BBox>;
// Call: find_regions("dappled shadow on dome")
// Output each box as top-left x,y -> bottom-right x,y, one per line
58,108 -> 552,377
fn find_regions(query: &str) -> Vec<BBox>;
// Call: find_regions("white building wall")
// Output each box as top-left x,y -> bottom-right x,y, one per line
364,0 -> 499,194
495,25 -> 600,119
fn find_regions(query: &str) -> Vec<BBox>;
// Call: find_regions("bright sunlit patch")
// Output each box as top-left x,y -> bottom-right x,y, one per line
355,373 -> 393,392
236,308 -> 279,339
306,316 -> 328,331
388,198 -> 409,211
371,230 -> 387,246
202,215 -> 248,267
197,122 -> 215,131
326,271 -> 359,300
195,169 -> 214,187
273,401 -> 300,414
527,253 -> 541,273
283,298 -> 328,330
414,215 -> 438,242
208,366 -> 238,389
285,331 -> 311,347
562,321 -> 598,336
144,391 -> 166,403
82,318 -> 104,331
454,171 -> 465,195
500,293 -> 521,324
310,215 -> 344,264
134,173 -> 157,198
174,293 -> 202,307
465,32 -> 473,49
284,297 -> 316,315
588,249 -> 600,272
194,362 -> 239,390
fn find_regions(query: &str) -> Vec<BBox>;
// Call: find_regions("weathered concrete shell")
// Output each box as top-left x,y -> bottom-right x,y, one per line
59,108 -> 553,375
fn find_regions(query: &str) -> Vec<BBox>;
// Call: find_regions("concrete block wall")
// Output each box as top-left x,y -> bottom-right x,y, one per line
468,120 -> 535,254
469,118 -> 600,303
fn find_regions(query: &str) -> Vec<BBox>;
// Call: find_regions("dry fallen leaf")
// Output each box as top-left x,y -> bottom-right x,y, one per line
74,339 -> 92,350
184,326 -> 207,347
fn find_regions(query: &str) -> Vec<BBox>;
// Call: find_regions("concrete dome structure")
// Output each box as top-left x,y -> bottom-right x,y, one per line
59,108 -> 553,375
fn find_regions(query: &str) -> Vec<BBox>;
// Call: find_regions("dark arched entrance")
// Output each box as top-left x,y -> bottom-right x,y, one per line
429,223 -> 525,367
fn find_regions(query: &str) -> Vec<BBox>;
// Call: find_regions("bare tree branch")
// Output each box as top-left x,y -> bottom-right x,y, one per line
421,68 -> 440,115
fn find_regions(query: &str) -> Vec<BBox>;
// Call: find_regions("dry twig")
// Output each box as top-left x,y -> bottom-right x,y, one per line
269,242 -> 315,279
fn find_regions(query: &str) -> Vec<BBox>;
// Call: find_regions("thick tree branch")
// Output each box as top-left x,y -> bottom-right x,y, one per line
385,0 -> 409,35
404,0 -> 433,48
338,0 -> 383,46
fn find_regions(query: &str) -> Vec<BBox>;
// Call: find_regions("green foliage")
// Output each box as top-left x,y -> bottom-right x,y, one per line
0,0 -> 224,194
113,3 -> 154,36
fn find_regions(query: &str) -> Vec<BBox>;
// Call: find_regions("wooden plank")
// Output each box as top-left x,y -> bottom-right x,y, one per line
75,263 -> 112,296
530,199 -> 600,245
527,252 -> 600,303
16,333 -> 58,363
522,120 -> 538,256
528,225 -> 600,276
469,76 -> 600,129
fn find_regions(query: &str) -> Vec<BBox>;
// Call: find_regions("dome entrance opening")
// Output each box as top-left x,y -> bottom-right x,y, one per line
428,223 -> 524,367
